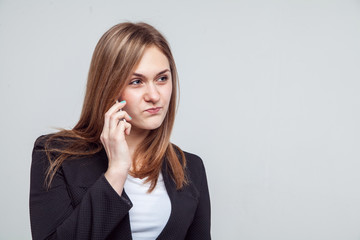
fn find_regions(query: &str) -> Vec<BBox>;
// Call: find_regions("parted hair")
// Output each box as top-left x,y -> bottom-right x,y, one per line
44,22 -> 187,192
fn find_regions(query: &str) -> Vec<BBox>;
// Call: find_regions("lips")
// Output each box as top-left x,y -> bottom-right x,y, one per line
145,107 -> 161,114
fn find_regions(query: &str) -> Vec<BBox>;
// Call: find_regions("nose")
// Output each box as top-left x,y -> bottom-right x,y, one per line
144,82 -> 160,103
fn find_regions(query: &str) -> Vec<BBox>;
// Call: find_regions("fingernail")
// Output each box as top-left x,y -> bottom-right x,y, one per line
120,100 -> 126,103
128,115 -> 132,120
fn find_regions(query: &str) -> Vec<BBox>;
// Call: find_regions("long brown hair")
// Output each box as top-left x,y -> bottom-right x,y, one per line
45,22 -> 187,192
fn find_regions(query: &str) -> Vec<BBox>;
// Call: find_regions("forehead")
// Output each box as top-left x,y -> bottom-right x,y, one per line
132,46 -> 170,75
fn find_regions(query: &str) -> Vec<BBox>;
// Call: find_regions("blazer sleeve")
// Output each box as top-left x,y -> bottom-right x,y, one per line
29,136 -> 133,240
185,156 -> 211,240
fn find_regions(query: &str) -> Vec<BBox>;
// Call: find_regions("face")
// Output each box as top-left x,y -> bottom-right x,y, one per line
120,46 -> 172,132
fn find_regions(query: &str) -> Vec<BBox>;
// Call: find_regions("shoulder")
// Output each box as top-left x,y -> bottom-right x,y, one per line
31,133 -> 72,167
181,150 -> 208,185
31,134 -> 61,172
32,134 -> 54,161
171,145 -> 207,176
31,135 -> 56,188
33,133 -> 71,150
33,134 -> 51,149
183,151 -> 206,171
32,134 -> 107,187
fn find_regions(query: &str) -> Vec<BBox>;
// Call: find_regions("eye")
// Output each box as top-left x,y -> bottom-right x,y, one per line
158,76 -> 168,82
129,79 -> 142,85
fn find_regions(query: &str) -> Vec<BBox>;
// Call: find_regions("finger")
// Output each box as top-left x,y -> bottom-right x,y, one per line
115,120 -> 131,137
125,122 -> 132,135
102,101 -> 126,143
114,109 -> 132,122
109,110 -> 132,129
107,100 -> 127,117
110,120 -> 126,142
104,100 -> 126,129
121,121 -> 131,136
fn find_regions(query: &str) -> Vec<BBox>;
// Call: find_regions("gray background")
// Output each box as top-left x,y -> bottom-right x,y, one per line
1,0 -> 360,239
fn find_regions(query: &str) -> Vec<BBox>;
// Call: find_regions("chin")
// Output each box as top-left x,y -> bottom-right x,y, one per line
134,120 -> 164,131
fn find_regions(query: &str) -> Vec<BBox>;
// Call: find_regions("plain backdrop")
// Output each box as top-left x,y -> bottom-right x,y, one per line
1,0 -> 360,239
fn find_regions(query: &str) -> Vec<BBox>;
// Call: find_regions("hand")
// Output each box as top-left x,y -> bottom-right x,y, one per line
100,100 -> 132,194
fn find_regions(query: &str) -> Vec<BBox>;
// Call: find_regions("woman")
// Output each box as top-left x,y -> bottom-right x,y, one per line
29,22 -> 211,240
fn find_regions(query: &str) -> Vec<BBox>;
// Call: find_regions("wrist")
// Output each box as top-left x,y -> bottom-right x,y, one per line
105,167 -> 129,179
104,168 -> 128,196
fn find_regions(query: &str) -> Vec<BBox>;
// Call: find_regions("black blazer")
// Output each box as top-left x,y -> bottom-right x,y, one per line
29,135 -> 211,240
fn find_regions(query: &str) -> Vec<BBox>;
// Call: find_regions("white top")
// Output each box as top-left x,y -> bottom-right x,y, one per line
124,172 -> 171,240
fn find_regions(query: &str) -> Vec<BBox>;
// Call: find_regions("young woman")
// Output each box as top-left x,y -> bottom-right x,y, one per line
29,22 -> 211,240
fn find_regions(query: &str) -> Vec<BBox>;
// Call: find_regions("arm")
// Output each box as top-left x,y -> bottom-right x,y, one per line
30,101 -> 133,240
185,158 -> 211,240
29,138 -> 132,240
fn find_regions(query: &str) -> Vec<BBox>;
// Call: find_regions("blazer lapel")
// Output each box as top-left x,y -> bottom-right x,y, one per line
157,157 -> 200,239
157,160 -> 179,239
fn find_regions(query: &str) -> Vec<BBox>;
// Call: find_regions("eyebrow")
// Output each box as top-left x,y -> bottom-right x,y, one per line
132,69 -> 170,78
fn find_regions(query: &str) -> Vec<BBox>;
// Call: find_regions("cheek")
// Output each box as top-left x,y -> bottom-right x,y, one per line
124,103 -> 137,116
122,103 -> 133,114
120,92 -> 137,113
